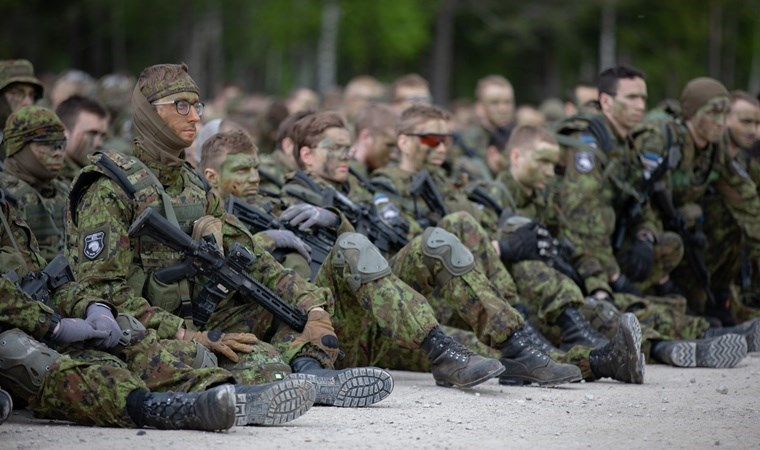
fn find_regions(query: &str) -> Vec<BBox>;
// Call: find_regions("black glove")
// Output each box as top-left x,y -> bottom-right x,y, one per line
498,222 -> 544,265
610,274 -> 643,296
618,238 -> 654,282
51,318 -> 110,344
85,303 -> 122,349
261,229 -> 312,262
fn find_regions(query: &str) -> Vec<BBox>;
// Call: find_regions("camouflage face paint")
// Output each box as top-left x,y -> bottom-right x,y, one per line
219,153 -> 260,202
311,127 -> 351,183
29,141 -> 65,175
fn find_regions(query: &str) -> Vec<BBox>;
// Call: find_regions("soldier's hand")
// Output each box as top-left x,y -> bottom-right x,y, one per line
261,229 -> 312,261
618,238 -> 654,282
610,274 -> 644,297
184,329 -> 259,363
85,303 -> 123,349
51,318 -> 110,344
497,222 -> 543,264
294,307 -> 340,362
281,204 -> 338,230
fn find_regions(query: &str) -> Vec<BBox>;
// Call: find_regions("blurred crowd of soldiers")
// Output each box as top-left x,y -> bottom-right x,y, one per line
0,57 -> 758,430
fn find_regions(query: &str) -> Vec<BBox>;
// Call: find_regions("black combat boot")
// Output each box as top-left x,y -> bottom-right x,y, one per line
557,307 -> 609,350
654,279 -> 684,297
128,384 -> 236,431
499,327 -> 582,386
513,304 -> 565,356
233,379 -> 316,426
651,334 -> 747,368
289,357 -> 393,407
704,318 -> 760,352
420,327 -> 505,388
0,389 -> 11,425
588,313 -> 644,383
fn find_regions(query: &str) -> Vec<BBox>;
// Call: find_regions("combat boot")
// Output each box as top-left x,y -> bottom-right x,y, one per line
0,389 -> 11,425
420,327 -> 505,388
233,379 -> 315,426
557,307 -> 609,350
651,335 -> 747,368
130,384 -> 236,431
289,357 -> 393,407
704,318 -> 760,352
498,327 -> 582,386
513,304 -> 565,356
588,313 -> 644,383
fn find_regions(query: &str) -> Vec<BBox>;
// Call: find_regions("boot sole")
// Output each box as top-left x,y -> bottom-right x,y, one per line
745,321 -> 760,353
289,367 -> 394,407
498,370 -> 582,386
435,364 -> 506,389
235,379 -> 316,426
663,334 -> 747,368
617,313 -> 645,384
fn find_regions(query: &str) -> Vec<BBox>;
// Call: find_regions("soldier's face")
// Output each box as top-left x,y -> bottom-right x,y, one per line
155,92 -> 201,145
603,77 -> 647,133
403,119 -> 449,170
3,83 -> 37,112
480,84 -> 515,128
308,127 -> 351,183
218,152 -> 260,202
693,97 -> 729,144
510,139 -> 559,191
65,111 -> 109,165
366,127 -> 396,170
393,86 -> 432,113
29,140 -> 66,175
727,99 -> 760,149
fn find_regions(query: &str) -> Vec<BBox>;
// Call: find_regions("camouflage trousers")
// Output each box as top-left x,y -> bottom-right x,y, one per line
29,329 -> 233,428
508,260 -> 585,324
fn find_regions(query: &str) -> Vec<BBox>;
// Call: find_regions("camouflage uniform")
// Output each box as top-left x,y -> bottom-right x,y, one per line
0,60 -> 45,153
257,151 -> 290,197
554,114 -> 682,294
0,195 -> 232,427
1,106 -> 70,262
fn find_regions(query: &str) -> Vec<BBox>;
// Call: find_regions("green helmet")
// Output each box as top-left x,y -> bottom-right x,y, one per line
3,106 -> 65,158
0,59 -> 44,100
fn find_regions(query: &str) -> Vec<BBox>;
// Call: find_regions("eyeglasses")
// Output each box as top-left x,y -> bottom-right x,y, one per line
152,99 -> 204,117
406,133 -> 452,148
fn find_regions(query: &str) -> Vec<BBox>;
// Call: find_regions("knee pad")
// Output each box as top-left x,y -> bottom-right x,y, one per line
114,314 -> 147,350
421,227 -> 474,283
333,232 -> 391,291
0,329 -> 61,398
192,342 -> 219,369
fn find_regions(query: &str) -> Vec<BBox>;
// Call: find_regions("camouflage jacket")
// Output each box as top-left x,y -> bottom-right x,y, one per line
64,145 -> 331,338
257,151 -> 291,197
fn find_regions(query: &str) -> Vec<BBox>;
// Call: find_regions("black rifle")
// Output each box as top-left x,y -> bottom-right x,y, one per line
128,207 -> 308,331
409,169 -> 448,227
289,171 -> 409,255
466,184 -> 503,217
225,195 -> 335,281
16,254 -> 75,308
543,238 -> 587,295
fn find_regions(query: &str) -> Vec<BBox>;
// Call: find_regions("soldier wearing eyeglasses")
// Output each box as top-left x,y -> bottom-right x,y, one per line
0,106 -> 69,262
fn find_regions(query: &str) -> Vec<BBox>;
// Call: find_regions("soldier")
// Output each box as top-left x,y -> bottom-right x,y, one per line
341,75 -> 386,126
484,124 -> 751,367
201,129 -> 507,389
285,111 -> 644,385
258,111 -> 314,196
632,77 -> 760,326
349,104 -> 398,178
564,80 -> 600,117
0,59 -> 44,155
555,65 -> 682,299
390,73 -> 432,113
96,73 -> 135,154
55,95 -> 109,182
64,63 -> 392,408
0,190 -> 316,429
49,69 -> 97,111
0,106 -> 69,261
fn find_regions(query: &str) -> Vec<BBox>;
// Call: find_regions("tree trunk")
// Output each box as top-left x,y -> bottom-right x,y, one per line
431,0 -> 457,107
317,0 -> 340,95
708,0 -> 722,79
599,0 -> 616,71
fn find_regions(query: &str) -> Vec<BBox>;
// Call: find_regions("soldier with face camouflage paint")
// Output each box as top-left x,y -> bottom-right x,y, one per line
0,60 -> 45,155
64,63 -> 394,409
201,128 -> 508,390
0,106 -> 70,262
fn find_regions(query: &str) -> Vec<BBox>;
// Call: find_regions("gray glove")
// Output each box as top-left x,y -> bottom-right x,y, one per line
85,303 -> 122,349
51,318 -> 110,344
261,229 -> 312,261
280,204 -> 338,230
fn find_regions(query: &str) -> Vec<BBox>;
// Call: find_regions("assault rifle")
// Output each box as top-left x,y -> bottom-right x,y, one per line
409,169 -> 448,227
225,195 -> 335,281
16,254 -> 75,308
128,207 -> 307,331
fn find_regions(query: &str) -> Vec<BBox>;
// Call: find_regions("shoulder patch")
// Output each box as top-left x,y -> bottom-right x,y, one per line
731,159 -> 749,179
574,151 -> 596,173
83,230 -> 107,260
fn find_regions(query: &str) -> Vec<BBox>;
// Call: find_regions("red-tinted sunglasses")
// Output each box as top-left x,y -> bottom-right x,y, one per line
407,133 -> 453,148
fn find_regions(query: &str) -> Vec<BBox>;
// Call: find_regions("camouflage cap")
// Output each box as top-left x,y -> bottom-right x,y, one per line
680,77 -> 729,120
0,59 -> 44,99
3,106 -> 65,157
136,63 -> 199,103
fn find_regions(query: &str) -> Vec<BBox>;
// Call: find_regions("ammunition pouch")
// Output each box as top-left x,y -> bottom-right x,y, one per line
0,329 -> 61,398
332,232 -> 391,292
192,342 -> 218,369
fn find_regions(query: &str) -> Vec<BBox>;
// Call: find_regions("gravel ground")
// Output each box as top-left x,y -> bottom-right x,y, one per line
2,352 -> 759,450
